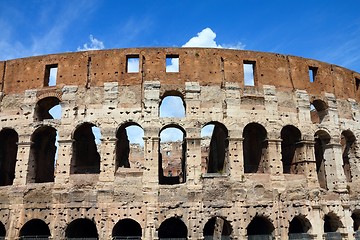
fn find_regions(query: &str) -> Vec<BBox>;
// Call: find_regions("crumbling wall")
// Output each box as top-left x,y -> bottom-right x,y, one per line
0,48 -> 359,239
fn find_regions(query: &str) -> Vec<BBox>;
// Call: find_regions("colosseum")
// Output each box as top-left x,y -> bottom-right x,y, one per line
0,48 -> 360,240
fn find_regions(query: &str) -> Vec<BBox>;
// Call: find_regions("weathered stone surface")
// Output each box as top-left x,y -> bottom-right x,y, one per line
0,48 -> 359,239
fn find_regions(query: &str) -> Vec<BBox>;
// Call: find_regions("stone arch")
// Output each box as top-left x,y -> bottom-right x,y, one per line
29,126 -> 57,183
0,221 -> 5,237
201,122 -> 229,174
112,218 -> 142,239
203,216 -> 232,239
341,130 -> 356,182
115,122 -> 144,171
288,215 -> 311,238
0,128 -> 18,186
310,99 -> 328,123
158,217 -> 187,239
281,125 -> 302,174
352,210 -> 360,233
159,124 -> 186,185
243,122 -> 268,173
34,96 -> 61,121
65,218 -> 98,238
71,122 -> 101,174
314,129 -> 331,189
159,90 -> 186,118
247,215 -> 274,238
19,219 -> 51,238
324,212 -> 343,239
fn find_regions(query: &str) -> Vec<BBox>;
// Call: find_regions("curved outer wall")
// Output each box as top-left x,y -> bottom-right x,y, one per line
0,48 -> 359,239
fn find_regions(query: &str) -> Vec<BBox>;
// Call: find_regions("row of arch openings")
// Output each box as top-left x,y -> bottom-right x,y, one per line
35,95 -> 332,124
9,212 -> 356,239
0,122 -> 356,186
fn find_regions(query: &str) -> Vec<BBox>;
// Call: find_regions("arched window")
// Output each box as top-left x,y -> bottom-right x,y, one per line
158,217 -> 187,239
314,130 -> 330,189
341,130 -> 356,182
0,128 -> 18,186
281,125 -> 301,174
159,125 -> 186,185
116,123 -> 144,171
324,213 -> 342,239
352,210 -> 360,238
247,216 -> 274,239
71,123 -> 101,174
65,218 -> 98,239
203,216 -> 232,239
159,92 -> 186,118
29,126 -> 57,183
201,122 -> 229,174
0,221 -> 5,237
288,215 -> 311,239
19,219 -> 50,239
112,218 -> 142,239
310,99 -> 328,124
34,97 -> 62,121
243,123 -> 267,173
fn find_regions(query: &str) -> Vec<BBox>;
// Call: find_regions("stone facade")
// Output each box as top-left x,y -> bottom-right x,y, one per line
0,48 -> 360,239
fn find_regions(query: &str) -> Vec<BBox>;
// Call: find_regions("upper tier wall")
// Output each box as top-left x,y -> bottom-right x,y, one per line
1,48 -> 360,100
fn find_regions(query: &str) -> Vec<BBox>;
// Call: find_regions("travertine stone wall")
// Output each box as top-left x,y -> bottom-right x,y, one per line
0,48 -> 360,239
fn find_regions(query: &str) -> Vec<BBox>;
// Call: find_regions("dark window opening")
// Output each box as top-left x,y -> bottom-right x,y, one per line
341,130 -> 356,182
44,64 -> 58,87
126,55 -> 140,73
247,216 -> 274,238
116,123 -> 144,171
352,211 -> 360,232
158,217 -> 187,239
159,126 -> 186,185
243,123 -> 267,173
0,128 -> 18,186
34,97 -> 61,121
243,61 -> 255,86
310,99 -> 328,124
159,92 -> 186,118
308,66 -> 317,83
71,123 -> 101,174
314,130 -> 330,189
356,78 -> 360,91
29,126 -> 57,183
0,222 -> 5,237
166,55 -> 179,72
65,218 -> 98,239
112,218 -> 142,239
203,217 -> 232,239
281,125 -> 302,174
201,123 -> 229,174
288,216 -> 311,240
19,219 -> 50,239
324,213 -> 341,233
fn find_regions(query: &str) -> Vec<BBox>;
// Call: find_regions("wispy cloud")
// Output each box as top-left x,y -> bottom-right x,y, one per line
0,1 -> 98,60
77,35 -> 105,51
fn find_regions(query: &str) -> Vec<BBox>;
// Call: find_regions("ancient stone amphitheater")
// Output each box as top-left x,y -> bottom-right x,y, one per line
0,48 -> 360,240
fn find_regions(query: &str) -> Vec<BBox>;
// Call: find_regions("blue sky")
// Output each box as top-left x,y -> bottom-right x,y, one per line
1,0 -> 360,72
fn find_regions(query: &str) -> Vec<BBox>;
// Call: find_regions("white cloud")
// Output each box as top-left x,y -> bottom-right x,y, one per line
126,125 -> 144,145
77,35 -> 105,51
127,58 -> 140,73
182,27 -> 245,50
160,128 -> 184,143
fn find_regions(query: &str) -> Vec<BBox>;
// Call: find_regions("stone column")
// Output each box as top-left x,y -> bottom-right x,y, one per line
228,136 -> 244,181
143,128 -> 160,186
13,134 -> 32,185
185,136 -> 202,187
343,205 -> 355,240
323,139 -> 347,192
54,139 -> 73,184
143,81 -> 160,117
267,138 -> 283,175
99,130 -> 117,182
300,140 -> 319,186
310,205 -> 323,240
